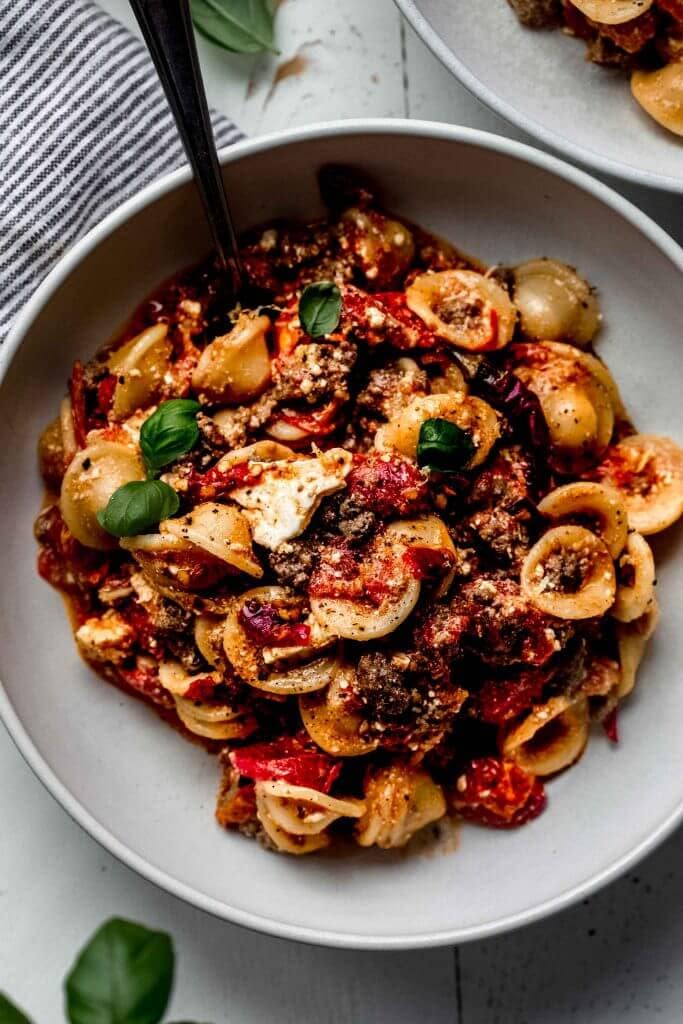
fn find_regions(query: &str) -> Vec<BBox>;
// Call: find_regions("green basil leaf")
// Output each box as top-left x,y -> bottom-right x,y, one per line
191,0 -> 277,54
417,417 -> 476,473
0,993 -> 34,1024
97,481 -> 180,538
64,919 -> 173,1024
140,399 -> 201,475
298,281 -> 342,338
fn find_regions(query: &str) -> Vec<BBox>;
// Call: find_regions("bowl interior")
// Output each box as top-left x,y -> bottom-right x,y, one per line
402,0 -> 683,190
1,127 -> 682,947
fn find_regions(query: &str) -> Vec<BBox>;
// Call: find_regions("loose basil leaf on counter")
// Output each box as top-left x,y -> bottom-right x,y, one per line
0,993 -> 34,1024
140,399 -> 201,476
190,0 -> 277,54
417,417 -> 476,473
298,281 -> 342,338
97,480 -> 179,538
65,918 -> 173,1024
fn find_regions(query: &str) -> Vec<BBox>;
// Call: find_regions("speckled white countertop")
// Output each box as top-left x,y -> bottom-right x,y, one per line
2,1 -> 682,1020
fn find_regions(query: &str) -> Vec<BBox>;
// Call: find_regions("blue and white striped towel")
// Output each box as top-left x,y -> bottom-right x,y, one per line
0,0 -> 243,341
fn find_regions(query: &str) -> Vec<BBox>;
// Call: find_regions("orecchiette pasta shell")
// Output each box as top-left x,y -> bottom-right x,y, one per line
512,342 -> 614,457
429,361 -> 468,398
631,63 -> 683,137
617,599 -> 660,698
192,313 -> 272,404
223,585 -> 289,683
376,393 -> 499,469
537,481 -> 628,558
521,525 -> 616,619
596,434 -> 683,535
158,659 -> 223,698
174,696 -> 255,741
502,696 -> 589,777
257,780 -> 364,835
406,270 -> 517,351
311,580 -> 420,643
299,669 -> 380,756
568,0 -> 653,24
386,515 -> 457,597
213,441 -> 296,475
107,324 -> 171,420
60,439 -> 145,549
194,614 -> 227,668
355,765 -> 446,849
512,259 -> 601,347
162,502 -> 262,577
612,532 -> 656,623
254,786 -> 330,855
249,653 -> 341,696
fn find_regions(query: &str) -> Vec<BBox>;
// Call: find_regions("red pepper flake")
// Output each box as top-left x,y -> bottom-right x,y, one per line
347,453 -> 429,518
238,599 -> 311,648
230,735 -> 341,792
453,757 -> 546,829
68,361 -> 88,448
603,708 -> 619,745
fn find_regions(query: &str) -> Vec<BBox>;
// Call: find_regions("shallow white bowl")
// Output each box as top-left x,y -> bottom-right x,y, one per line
396,0 -> 683,192
1,121 -> 682,949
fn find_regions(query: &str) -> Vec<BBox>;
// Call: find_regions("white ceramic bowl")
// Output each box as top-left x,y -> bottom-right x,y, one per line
1,121 -> 682,950
396,0 -> 683,193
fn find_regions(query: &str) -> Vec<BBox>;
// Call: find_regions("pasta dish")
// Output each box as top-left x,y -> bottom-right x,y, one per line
507,0 -> 683,136
35,167 -> 683,855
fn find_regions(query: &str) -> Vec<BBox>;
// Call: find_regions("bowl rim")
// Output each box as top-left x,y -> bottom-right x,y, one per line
2,118 -> 683,950
394,0 -> 683,194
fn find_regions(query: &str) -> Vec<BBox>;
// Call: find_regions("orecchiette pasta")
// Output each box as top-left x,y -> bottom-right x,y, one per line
356,765 -> 446,849
537,481 -> 628,558
502,696 -> 590,776
631,63 -> 683,138
521,525 -> 616,619
616,599 -> 660,698
107,323 -> 171,419
36,177 -> 681,858
159,661 -> 255,741
406,270 -> 517,351
299,669 -> 380,756
192,312 -> 272,404
60,439 -> 145,549
255,780 -> 364,855
596,434 -> 683,535
568,0 -> 653,24
310,530 -> 421,641
375,392 -> 499,469
612,532 -> 656,623
512,259 -> 601,346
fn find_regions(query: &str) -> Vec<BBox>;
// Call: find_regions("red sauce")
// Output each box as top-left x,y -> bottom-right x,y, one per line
403,545 -> 454,581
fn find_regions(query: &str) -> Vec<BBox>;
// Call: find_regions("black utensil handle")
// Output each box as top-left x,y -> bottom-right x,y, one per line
129,0 -> 242,294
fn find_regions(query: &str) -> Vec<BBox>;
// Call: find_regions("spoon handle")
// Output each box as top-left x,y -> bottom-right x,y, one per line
129,0 -> 243,295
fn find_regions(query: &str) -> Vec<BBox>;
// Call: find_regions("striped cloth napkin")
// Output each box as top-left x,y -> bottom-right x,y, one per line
0,0 -> 243,342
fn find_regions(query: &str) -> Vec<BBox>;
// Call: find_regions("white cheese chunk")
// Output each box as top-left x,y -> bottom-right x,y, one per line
75,610 -> 133,665
230,448 -> 352,550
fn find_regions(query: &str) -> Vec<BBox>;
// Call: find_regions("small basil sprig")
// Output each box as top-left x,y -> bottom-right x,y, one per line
0,993 -> 32,1024
190,0 -> 277,54
65,919 -> 174,1024
417,417 -> 476,473
140,399 -> 201,477
298,281 -> 342,338
97,480 -> 179,538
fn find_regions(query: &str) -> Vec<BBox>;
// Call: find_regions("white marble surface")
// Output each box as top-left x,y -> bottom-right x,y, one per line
2,0 -> 682,1020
